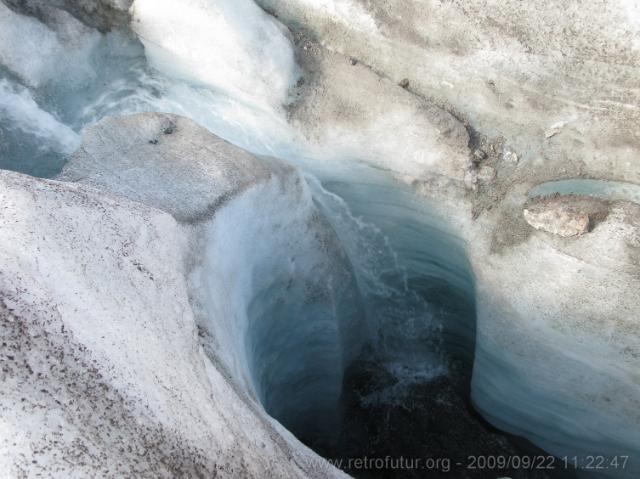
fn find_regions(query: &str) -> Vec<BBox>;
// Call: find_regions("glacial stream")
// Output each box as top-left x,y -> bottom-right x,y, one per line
0,3 -> 592,478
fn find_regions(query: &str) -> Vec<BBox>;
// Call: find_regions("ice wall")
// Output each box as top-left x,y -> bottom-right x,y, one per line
59,112 -> 367,451
0,167 -> 349,478
196,175 -> 365,446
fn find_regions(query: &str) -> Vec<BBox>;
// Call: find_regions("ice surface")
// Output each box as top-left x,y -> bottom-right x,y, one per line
0,168 -> 347,478
2,0 -> 638,476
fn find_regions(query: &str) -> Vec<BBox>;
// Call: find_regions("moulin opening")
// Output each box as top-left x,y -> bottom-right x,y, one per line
244,173 -> 573,478
242,173 -> 474,473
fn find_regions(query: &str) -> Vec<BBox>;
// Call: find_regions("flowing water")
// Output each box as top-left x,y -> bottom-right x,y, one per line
0,3 -> 578,477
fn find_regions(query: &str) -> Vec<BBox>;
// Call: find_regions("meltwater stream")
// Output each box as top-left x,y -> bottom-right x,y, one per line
0,3 -> 583,478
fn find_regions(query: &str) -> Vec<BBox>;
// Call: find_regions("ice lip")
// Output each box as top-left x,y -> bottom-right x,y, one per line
58,113 -> 293,222
52,111 -> 479,463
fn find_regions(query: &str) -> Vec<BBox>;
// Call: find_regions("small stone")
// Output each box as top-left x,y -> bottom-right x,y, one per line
544,119 -> 571,139
350,57 -> 358,65
464,169 -> 478,190
473,149 -> 487,162
503,149 -> 518,164
545,128 -> 560,139
399,78 -> 410,89
523,204 -> 590,237
477,165 -> 496,182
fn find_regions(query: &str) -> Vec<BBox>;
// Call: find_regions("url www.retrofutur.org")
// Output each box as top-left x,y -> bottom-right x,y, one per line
306,455 -> 631,474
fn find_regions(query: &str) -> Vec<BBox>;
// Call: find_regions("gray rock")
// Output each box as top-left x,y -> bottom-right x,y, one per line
477,165 -> 496,183
523,201 -> 590,237
463,168 -> 478,190
473,148 -> 487,162
502,149 -> 518,164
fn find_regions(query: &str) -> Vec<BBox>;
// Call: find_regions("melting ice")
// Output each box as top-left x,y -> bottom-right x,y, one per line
0,0 -> 478,469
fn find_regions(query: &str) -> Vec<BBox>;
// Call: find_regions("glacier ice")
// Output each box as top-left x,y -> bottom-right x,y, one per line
0,164 -> 349,478
1,0 -> 640,477
197,176 -> 365,446
59,113 -> 367,449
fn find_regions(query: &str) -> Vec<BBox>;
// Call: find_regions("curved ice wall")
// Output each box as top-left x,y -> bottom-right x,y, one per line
194,173 -> 365,446
57,111 -> 367,450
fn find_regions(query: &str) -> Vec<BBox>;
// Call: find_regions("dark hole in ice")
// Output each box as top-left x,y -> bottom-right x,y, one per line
248,178 -> 577,479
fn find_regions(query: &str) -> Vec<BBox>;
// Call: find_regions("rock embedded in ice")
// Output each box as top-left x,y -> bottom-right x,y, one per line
472,148 -> 487,162
468,195 -> 640,475
502,149 -> 518,164
523,198 -> 591,237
